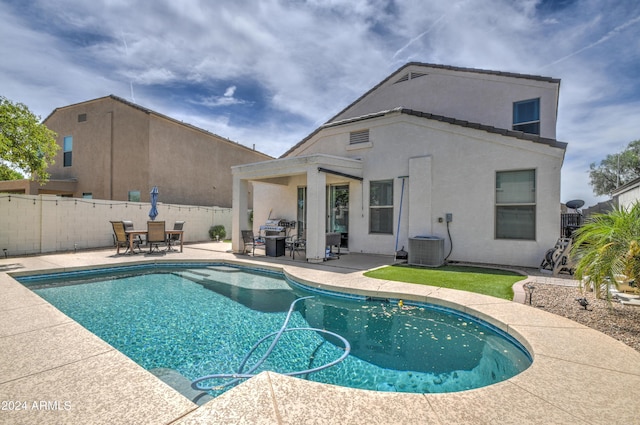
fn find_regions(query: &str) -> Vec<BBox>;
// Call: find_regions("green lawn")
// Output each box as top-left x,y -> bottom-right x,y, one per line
363,264 -> 526,300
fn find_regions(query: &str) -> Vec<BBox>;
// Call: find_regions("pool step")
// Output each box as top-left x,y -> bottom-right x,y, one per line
206,265 -> 241,273
181,268 -> 293,291
175,271 -> 207,281
149,368 -> 213,406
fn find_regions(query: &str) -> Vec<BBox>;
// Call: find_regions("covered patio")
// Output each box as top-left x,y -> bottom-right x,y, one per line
232,154 -> 363,263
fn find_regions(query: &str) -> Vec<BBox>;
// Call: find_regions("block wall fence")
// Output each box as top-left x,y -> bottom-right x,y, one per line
0,194 -> 235,257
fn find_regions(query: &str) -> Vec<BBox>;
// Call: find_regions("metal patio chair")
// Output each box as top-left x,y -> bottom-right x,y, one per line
147,220 -> 166,253
167,221 -> 185,251
122,220 -> 143,253
241,230 -> 257,256
110,221 -> 130,254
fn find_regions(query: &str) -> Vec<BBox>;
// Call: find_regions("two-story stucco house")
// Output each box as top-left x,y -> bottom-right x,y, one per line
232,62 -> 567,267
0,95 -> 272,207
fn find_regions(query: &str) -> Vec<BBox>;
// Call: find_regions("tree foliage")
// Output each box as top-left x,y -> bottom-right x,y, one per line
571,202 -> 640,299
0,163 -> 24,180
588,140 -> 640,196
0,96 -> 58,182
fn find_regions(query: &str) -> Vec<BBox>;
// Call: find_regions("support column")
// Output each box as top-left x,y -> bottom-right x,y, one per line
305,167 -> 326,263
232,176 -> 249,253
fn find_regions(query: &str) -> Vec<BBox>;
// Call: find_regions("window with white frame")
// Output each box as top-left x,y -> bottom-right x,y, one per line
496,169 -> 536,240
369,180 -> 393,234
513,98 -> 540,135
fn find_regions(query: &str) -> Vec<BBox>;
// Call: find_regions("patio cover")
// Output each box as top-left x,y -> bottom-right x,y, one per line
231,154 -> 363,262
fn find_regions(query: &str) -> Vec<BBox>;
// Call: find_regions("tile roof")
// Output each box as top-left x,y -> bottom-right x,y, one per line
43,95 -> 273,159
324,62 -> 561,125
281,107 -> 566,157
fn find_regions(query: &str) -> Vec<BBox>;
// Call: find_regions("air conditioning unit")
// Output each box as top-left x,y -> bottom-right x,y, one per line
408,236 -> 445,267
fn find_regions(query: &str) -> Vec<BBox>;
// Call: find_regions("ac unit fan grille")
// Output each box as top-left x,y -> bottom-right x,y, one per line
408,237 -> 445,267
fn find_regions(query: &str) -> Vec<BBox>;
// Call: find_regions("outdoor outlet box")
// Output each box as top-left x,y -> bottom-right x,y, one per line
446,213 -> 453,223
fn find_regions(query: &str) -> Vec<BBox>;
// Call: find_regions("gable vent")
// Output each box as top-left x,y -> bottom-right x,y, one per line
394,72 -> 428,84
349,129 -> 370,144
394,73 -> 409,84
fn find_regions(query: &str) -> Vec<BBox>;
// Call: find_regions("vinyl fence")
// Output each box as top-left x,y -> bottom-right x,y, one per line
0,194 -> 233,256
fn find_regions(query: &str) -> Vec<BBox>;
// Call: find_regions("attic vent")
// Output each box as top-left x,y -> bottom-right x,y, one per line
78,113 -> 87,122
394,73 -> 409,84
394,72 -> 428,84
349,129 -> 369,145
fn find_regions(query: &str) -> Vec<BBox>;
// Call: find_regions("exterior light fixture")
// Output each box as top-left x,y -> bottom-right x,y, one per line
526,284 -> 535,305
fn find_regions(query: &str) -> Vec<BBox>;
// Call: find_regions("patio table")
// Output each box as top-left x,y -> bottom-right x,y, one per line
125,230 -> 184,253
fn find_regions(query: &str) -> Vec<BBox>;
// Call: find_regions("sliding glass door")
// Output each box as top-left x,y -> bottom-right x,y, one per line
297,187 -> 306,238
327,184 -> 349,248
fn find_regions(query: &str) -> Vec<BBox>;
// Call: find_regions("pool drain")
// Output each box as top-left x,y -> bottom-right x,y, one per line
191,296 -> 351,392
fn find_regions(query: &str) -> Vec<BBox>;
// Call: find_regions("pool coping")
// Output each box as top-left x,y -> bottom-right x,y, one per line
2,247 -> 640,424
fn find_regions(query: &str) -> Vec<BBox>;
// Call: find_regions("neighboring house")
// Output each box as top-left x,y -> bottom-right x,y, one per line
232,62 -> 567,267
581,199 -> 616,218
0,95 -> 272,207
612,176 -> 640,210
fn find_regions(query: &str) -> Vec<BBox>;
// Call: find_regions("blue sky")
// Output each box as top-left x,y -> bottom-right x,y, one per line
1,0 -> 639,209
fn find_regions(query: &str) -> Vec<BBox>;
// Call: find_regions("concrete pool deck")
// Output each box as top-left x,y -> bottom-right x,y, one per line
1,243 -> 639,424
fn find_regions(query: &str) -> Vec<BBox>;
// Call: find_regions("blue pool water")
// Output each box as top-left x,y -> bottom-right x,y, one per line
21,264 -> 531,397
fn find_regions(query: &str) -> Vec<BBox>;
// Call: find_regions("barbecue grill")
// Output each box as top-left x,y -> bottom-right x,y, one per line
259,219 -> 296,236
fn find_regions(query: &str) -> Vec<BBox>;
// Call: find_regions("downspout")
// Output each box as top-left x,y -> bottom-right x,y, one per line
395,176 -> 408,252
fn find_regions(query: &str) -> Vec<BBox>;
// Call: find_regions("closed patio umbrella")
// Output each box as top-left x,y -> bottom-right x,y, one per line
149,186 -> 159,220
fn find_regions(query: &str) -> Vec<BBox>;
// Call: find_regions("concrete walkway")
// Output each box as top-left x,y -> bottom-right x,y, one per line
1,243 -> 639,424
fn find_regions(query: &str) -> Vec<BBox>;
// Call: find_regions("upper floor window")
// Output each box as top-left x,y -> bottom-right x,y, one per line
128,191 -> 141,202
63,136 -> 73,167
369,180 -> 393,234
513,98 -> 540,135
495,169 -> 536,240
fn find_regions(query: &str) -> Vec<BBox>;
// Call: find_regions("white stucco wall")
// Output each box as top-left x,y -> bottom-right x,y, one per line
251,179 -> 300,234
616,184 -> 640,210
0,194 -> 232,256
283,111 -> 563,267
333,64 -> 559,140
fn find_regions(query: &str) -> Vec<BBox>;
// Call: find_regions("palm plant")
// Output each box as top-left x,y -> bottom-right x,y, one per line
570,202 -> 640,299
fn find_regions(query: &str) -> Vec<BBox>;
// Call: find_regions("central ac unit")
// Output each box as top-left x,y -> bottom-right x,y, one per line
408,236 -> 445,267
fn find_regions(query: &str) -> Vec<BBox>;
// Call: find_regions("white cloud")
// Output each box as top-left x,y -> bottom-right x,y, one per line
1,0 -> 639,204
223,86 -> 236,97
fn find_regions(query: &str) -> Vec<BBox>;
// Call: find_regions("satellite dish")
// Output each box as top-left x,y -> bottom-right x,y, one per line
566,199 -> 585,210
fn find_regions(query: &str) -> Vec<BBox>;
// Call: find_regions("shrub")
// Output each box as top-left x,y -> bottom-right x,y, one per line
209,225 -> 226,241
571,202 -> 640,298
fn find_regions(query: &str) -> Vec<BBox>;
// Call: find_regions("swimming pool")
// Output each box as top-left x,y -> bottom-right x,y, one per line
19,263 -> 531,399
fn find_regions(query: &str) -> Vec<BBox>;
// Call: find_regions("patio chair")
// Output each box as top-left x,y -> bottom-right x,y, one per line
325,232 -> 341,260
110,221 -> 130,254
287,231 -> 306,260
122,220 -> 143,253
147,221 -> 167,253
167,221 -> 185,251
241,230 -> 257,256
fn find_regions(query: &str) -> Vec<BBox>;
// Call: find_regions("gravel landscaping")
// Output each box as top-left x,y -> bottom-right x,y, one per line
527,282 -> 640,353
